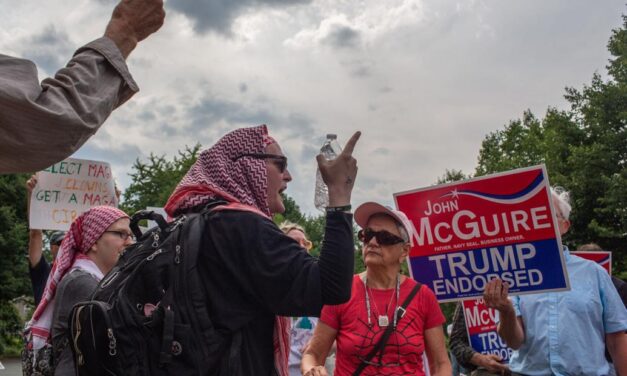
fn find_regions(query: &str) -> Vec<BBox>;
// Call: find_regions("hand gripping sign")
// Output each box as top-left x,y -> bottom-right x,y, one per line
29,158 -> 117,231
394,165 -> 570,302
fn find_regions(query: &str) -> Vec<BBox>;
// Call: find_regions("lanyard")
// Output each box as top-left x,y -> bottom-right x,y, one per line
362,274 -> 400,328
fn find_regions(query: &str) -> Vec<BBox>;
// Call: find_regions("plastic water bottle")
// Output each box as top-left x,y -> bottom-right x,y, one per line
314,134 -> 342,211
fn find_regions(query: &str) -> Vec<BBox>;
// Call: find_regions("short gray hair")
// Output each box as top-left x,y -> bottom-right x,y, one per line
550,186 -> 572,220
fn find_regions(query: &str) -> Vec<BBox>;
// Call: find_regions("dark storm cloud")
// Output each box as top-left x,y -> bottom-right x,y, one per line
168,0 -> 311,35
180,95 -> 315,141
21,25 -> 74,75
321,24 -> 361,49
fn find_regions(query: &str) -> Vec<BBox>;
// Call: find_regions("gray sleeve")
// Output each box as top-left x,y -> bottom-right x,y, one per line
0,37 -> 139,173
51,271 -> 99,375
449,302 -> 478,371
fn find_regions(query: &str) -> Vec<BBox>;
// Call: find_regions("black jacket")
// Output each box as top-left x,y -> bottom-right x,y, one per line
197,209 -> 354,375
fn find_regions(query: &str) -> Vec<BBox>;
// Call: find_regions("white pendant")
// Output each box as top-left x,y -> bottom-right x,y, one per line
378,315 -> 389,327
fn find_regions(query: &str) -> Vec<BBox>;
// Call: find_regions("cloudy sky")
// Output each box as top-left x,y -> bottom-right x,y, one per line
1,0 -> 624,215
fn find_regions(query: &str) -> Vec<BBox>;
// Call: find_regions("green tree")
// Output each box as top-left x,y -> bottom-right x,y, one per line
436,169 -> 472,184
0,174 -> 31,355
120,144 -> 201,215
473,15 -> 627,275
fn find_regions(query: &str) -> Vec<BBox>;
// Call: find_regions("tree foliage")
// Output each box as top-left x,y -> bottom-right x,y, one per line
436,169 -> 471,185
472,15 -> 626,274
120,144 -> 201,215
0,174 -> 32,355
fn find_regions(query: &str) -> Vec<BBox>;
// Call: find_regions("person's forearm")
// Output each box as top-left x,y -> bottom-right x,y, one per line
431,360 -> 452,376
497,305 -> 524,349
317,211 -> 354,305
607,332 -> 627,375
28,230 -> 44,267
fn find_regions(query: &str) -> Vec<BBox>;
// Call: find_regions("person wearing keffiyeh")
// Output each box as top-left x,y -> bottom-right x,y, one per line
25,205 -> 131,375
164,124 -> 361,376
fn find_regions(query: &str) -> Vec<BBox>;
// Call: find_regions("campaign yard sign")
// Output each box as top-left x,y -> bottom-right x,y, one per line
29,158 -> 117,231
394,165 -> 569,302
462,251 -> 613,363
462,298 -> 512,363
571,251 -> 612,274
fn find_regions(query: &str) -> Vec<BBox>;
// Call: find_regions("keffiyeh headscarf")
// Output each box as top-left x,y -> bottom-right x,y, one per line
27,205 -> 129,352
165,125 -> 276,218
165,125 -> 291,376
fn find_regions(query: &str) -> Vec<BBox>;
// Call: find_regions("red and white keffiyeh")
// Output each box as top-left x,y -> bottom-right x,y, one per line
165,125 -> 290,376
27,205 -> 128,352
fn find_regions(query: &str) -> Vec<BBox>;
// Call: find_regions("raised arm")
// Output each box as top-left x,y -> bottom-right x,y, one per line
315,131 -> 361,304
26,175 -> 44,268
104,0 -> 166,58
0,0 -> 165,173
316,131 -> 361,208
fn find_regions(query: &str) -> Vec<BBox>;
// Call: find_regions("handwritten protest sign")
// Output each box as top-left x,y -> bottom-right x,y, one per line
29,158 -> 117,231
394,165 -> 569,302
462,298 -> 512,363
571,251 -> 612,274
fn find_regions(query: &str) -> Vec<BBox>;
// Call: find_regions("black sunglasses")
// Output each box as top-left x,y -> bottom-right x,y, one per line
358,228 -> 405,246
233,153 -> 288,173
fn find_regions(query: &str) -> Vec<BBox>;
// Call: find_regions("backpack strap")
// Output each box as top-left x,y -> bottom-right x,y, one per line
158,308 -> 175,367
352,281 -> 422,376
129,210 -> 169,240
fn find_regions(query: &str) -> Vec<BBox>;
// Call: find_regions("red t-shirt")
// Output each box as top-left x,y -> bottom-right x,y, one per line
320,275 -> 445,376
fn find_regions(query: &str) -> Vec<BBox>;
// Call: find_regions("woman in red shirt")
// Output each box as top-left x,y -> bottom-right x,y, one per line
302,202 -> 451,376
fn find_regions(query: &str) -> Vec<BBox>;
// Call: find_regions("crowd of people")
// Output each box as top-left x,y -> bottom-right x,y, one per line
2,0 -> 626,375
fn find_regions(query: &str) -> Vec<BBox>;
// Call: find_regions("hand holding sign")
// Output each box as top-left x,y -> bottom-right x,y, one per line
472,353 -> 510,374
316,131 -> 361,207
484,278 -> 513,313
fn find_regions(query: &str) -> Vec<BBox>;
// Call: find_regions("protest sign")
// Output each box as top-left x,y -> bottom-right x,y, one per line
394,165 -> 569,302
571,251 -> 612,274
462,250 -> 612,363
462,298 -> 512,363
30,158 -> 117,231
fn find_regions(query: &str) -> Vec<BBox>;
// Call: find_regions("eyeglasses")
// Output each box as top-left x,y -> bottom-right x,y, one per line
233,153 -> 288,173
104,230 -> 135,242
358,228 -> 405,246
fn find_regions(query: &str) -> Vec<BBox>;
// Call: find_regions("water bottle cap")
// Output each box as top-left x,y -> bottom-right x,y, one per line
326,134 -> 337,140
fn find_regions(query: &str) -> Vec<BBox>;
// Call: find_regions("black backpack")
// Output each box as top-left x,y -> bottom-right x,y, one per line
68,201 -> 227,376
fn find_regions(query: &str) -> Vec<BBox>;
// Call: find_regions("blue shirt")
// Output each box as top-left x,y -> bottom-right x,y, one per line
508,248 -> 627,376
